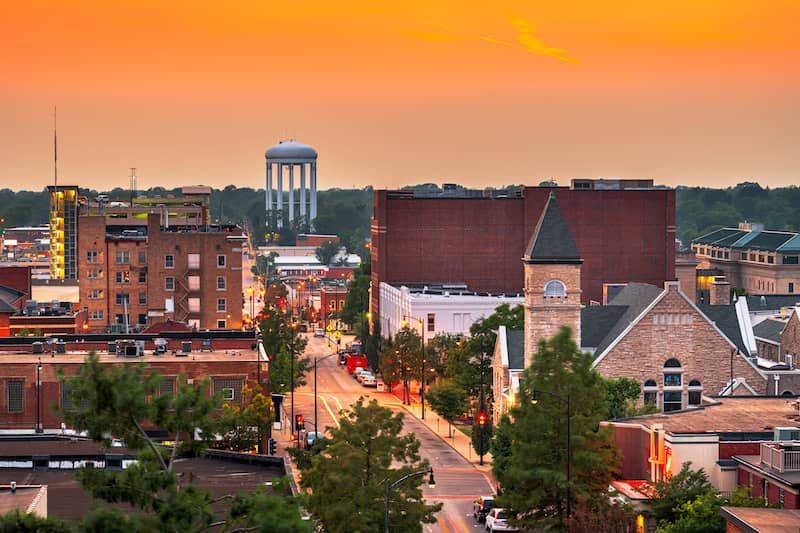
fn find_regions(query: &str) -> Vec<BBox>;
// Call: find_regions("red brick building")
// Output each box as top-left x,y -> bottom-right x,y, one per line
0,340 -> 264,432
320,285 -> 349,329
78,212 -> 244,332
370,181 -> 676,327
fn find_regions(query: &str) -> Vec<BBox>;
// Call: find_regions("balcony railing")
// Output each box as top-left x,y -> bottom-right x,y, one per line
760,442 -> 800,472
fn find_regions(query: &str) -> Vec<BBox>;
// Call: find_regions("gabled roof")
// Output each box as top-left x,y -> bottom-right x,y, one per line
731,230 -> 796,251
753,318 -> 786,344
590,283 -> 663,356
506,330 -> 525,370
523,192 -> 582,264
581,305 -> 628,348
698,303 -> 752,356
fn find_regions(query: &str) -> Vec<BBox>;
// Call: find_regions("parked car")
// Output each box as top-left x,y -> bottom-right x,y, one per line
314,328 -> 325,338
361,375 -> 377,387
338,354 -> 348,365
485,509 -> 518,532
305,431 -> 325,450
353,367 -> 368,380
473,496 -> 494,523
356,371 -> 374,384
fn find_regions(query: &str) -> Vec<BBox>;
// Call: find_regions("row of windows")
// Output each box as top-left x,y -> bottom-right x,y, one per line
164,276 -> 227,291
87,251 -> 228,269
693,245 -> 800,267
652,313 -> 694,326
642,359 -> 703,412
5,378 -> 243,413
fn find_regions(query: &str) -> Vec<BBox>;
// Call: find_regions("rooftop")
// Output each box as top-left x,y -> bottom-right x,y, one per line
0,485 -> 45,517
621,397 -> 800,434
0,348 -> 261,365
720,507 -> 800,533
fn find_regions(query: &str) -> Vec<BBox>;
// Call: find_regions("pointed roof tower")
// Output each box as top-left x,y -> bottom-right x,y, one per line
523,192 -> 582,264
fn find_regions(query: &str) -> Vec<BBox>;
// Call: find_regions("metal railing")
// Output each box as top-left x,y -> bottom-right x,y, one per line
760,442 -> 800,472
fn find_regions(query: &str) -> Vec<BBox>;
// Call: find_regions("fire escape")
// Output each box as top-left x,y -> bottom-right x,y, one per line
174,266 -> 190,324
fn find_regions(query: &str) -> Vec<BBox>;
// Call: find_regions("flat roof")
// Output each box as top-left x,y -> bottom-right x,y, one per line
0,485 -> 45,516
0,348 -> 262,365
721,506 -> 800,533
621,397 -> 800,434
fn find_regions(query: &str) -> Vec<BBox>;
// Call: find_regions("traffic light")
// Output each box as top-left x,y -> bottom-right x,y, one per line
477,412 -> 488,426
268,438 -> 277,455
295,414 -> 304,432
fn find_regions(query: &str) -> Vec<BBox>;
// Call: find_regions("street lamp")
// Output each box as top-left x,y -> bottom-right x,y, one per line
532,388 -> 572,518
289,321 -> 298,447
35,358 -> 42,433
384,468 -> 435,533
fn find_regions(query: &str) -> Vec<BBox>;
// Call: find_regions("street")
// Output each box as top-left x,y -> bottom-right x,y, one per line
287,335 -> 494,532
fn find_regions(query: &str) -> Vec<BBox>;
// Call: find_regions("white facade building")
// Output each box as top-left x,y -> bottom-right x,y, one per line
379,282 -> 523,339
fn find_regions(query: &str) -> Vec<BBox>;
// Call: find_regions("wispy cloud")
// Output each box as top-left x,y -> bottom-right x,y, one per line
409,16 -> 579,65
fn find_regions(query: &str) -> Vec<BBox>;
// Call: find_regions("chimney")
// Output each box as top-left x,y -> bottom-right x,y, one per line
675,251 -> 700,303
710,276 -> 731,305
10,481 -> 16,494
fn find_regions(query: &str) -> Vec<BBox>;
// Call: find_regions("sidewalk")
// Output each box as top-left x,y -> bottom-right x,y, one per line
390,388 -> 495,477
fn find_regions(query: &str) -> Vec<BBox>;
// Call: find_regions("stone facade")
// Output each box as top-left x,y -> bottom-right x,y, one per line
523,262 -> 581,367
594,283 -> 767,405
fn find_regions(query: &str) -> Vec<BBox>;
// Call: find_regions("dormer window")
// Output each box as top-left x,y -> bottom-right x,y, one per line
544,280 -> 567,298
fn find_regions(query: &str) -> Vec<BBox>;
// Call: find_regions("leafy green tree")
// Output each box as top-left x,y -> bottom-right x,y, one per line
57,352 -> 308,531
490,414 -> 514,483
566,495 -> 637,533
657,491 -> 724,533
494,326 -> 619,531
426,380 -> 468,437
260,312 -> 311,395
650,463 -> 714,525
471,415 -> 493,459
0,509 -> 71,532
603,377 -> 659,420
213,383 -> 274,451
269,346 -> 311,395
314,240 -> 339,266
339,259 -> 370,328
301,398 -> 441,533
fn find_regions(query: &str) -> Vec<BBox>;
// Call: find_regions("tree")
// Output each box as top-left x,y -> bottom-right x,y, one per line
301,398 -> 441,533
0,510 -> 71,532
57,352 -> 309,532
426,380 -> 468,437
604,377 -> 659,420
494,327 -> 619,531
314,240 -> 339,266
565,496 -> 637,533
650,462 -> 714,525
339,259 -> 370,328
213,383 -> 274,452
260,312 -> 311,395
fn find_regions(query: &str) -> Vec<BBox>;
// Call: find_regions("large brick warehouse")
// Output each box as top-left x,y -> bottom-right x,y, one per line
370,180 -> 676,329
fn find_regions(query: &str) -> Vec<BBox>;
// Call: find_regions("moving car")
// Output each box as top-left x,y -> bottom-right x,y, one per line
305,431 -> 325,450
314,328 -> 325,338
485,509 -> 519,532
473,496 -> 494,523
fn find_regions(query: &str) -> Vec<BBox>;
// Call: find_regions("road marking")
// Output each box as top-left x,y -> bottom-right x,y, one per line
326,394 -> 344,411
319,396 -> 340,428
453,514 -> 470,533
437,516 -> 451,533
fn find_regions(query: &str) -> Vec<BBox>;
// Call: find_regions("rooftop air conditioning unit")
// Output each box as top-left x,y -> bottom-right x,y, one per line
774,427 -> 800,441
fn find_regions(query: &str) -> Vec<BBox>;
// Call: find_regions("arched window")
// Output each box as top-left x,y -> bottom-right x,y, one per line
664,358 -> 682,368
781,390 -> 795,397
544,280 -> 567,298
663,359 -> 683,412
643,380 -> 658,406
688,380 -> 703,406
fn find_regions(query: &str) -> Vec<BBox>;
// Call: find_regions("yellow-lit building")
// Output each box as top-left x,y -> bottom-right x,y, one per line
47,185 -> 79,280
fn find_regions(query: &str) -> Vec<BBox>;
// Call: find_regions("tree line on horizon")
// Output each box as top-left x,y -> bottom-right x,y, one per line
3,182 -> 800,252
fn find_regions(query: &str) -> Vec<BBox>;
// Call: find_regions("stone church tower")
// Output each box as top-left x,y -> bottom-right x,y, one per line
522,192 -> 583,367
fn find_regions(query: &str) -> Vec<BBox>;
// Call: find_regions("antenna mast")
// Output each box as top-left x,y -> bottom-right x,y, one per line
53,107 -> 58,189
129,167 -> 137,204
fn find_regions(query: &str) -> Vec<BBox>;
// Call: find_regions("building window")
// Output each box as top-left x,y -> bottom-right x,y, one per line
217,255 -> 226,267
89,310 -> 104,320
138,270 -> 147,284
160,378 -> 175,398
216,276 -> 226,290
758,255 -> 765,263
790,283 -> 795,294
663,358 -> 683,388
213,378 -> 242,403
427,313 -> 435,332
138,292 -> 147,305
61,381 -> 87,412
544,279 -> 567,298
783,256 -> 799,265
115,250 -> 130,264
187,253 -> 200,270
165,255 -> 174,268
643,379 -> 658,406
115,313 -> 129,325
217,298 -> 226,312
115,292 -> 130,306
188,298 -> 201,313
663,391 -> 682,412
7,381 -> 23,413
86,250 -> 101,264
217,319 -> 227,328
768,255 -> 774,264
137,314 -> 147,326
688,379 -> 703,406
87,268 -> 103,279
188,275 -> 200,291
165,277 -> 175,291
138,250 -> 147,264
779,487 -> 785,508
88,289 -> 104,300
115,271 -> 130,284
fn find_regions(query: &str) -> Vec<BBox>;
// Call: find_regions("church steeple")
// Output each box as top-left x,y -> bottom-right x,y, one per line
523,192 -> 582,264
522,192 -> 583,365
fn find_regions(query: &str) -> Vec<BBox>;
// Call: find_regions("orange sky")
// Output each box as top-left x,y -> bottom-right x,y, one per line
1,1 -> 798,191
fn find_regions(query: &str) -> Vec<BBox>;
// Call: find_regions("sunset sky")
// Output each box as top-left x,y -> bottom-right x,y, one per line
1,1 -> 798,191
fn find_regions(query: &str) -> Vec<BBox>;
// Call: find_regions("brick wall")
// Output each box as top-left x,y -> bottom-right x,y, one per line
371,187 -> 676,328
719,442 -> 761,460
594,283 -> 767,403
781,312 -> 800,365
